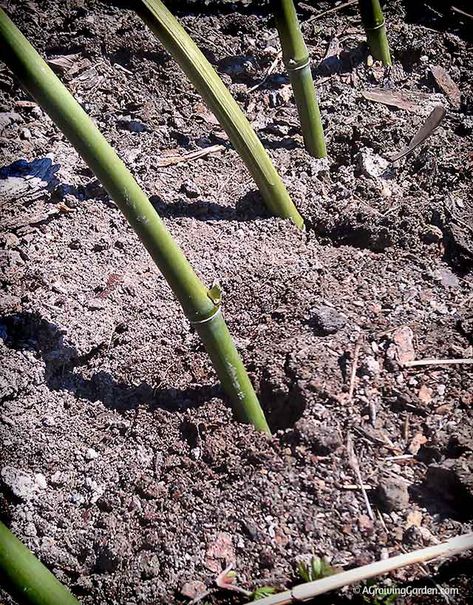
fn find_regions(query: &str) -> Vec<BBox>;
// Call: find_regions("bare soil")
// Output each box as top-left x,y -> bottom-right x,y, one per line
1,1 -> 472,604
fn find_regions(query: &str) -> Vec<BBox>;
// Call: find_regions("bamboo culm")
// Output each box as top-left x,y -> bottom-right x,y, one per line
0,8 -> 270,434
271,0 -> 327,158
0,521 -> 81,605
358,0 -> 391,65
137,0 -> 304,228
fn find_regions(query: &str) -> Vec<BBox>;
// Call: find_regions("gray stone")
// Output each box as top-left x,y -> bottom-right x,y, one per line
311,305 -> 346,335
1,466 -> 37,500
376,477 -> 410,512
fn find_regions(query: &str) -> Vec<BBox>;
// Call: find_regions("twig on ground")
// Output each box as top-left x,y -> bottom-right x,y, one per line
248,51 -> 282,93
347,433 -> 374,520
156,144 -> 225,167
302,0 -> 357,28
404,358 -> 473,368
451,6 -> 473,20
347,337 -> 362,402
250,533 -> 473,604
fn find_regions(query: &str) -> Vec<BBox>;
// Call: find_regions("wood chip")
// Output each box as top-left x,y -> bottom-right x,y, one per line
393,326 -> 416,366
361,88 -> 432,113
407,432 -> 427,455
418,384 -> 433,405
406,510 -> 423,529
430,65 -> 461,109
390,105 -> 446,163
48,53 -> 91,76
155,144 -> 225,167
205,532 -> 235,573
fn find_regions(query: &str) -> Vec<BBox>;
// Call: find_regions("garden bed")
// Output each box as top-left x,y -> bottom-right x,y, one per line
0,1 -> 472,603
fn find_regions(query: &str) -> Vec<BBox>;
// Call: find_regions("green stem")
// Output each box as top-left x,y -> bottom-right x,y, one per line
358,0 -> 392,65
271,0 -> 327,158
0,521 -> 80,605
136,0 -> 304,228
0,8 -> 270,434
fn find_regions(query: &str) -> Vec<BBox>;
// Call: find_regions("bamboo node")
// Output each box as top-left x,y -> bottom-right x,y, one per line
287,56 -> 311,72
189,306 -> 222,325
366,19 -> 386,31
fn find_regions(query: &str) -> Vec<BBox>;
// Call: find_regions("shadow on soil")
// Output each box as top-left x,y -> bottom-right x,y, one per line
151,189 -> 269,222
1,312 -> 219,413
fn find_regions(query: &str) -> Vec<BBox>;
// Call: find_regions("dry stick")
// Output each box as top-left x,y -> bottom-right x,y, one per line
156,144 -> 225,167
346,433 -> 374,520
248,51 -> 282,94
404,358 -> 473,368
347,337 -> 362,402
451,6 -> 473,20
302,0 -> 358,28
252,533 -> 473,605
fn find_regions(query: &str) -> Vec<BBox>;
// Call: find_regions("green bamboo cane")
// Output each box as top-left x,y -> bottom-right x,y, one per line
0,521 -> 80,605
358,0 -> 391,65
136,0 -> 304,228
0,8 -> 270,434
271,0 -> 327,158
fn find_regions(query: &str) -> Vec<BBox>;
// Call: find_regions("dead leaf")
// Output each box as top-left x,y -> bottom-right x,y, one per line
180,581 -> 207,600
418,384 -> 433,405
406,510 -> 423,528
390,105 -> 446,163
205,532 -> 235,573
430,65 -> 461,109
358,514 -> 374,532
393,326 -> 415,365
408,432 -> 427,455
48,53 -> 91,76
361,88 -> 432,113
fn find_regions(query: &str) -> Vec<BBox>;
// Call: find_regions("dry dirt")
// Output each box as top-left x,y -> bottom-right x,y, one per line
1,1 -> 472,604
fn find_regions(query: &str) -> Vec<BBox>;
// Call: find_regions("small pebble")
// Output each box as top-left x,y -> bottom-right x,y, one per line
85,448 -> 99,461
180,180 -> 201,198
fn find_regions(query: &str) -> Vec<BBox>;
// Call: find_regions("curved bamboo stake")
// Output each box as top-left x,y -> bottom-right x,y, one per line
0,521 -> 81,605
251,532 -> 473,604
0,8 -> 270,433
136,0 -> 304,228
271,0 -> 327,158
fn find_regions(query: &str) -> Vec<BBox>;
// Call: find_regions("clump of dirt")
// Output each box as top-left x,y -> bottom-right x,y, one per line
1,1 -> 472,604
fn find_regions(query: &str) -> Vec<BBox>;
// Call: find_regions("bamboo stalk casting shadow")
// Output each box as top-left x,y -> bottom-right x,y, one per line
135,0 -> 304,228
358,0 -> 392,65
0,521 -> 81,605
271,0 -> 327,158
0,9 -> 270,434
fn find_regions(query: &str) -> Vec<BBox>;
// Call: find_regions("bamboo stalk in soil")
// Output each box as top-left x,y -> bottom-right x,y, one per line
0,521 -> 81,605
0,8 -> 270,434
136,0 -> 304,228
358,0 -> 391,65
271,0 -> 327,158
251,532 -> 473,604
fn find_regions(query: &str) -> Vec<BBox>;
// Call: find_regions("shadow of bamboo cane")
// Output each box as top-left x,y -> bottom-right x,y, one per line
1,312 -> 219,413
150,189 -> 269,221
